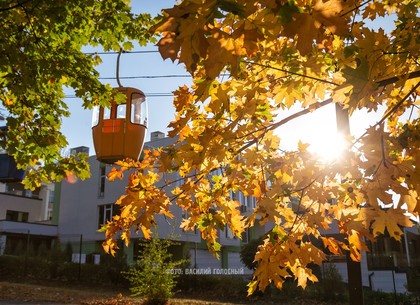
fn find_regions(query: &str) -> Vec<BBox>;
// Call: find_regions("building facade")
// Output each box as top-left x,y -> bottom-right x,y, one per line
0,178 -> 57,256
57,132 -> 258,274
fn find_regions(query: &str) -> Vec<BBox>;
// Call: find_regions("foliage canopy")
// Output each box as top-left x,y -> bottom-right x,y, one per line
1,0 -> 420,296
104,0 -> 420,295
0,0 -> 154,188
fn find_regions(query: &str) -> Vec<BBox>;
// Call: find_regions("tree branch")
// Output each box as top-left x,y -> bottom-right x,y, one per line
247,59 -> 420,89
340,0 -> 371,17
377,70 -> 420,87
235,98 -> 333,154
0,0 -> 32,12
352,81 -> 420,146
244,60 -> 339,86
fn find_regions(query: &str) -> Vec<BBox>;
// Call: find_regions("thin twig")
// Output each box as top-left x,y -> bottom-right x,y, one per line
352,81 -> 420,146
244,60 -> 339,86
0,0 -> 32,12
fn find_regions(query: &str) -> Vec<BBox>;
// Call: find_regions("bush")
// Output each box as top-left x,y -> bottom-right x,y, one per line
124,237 -> 187,305
0,255 -> 25,279
0,250 -> 129,287
240,237 -> 263,270
363,289 -> 412,305
318,263 -> 346,302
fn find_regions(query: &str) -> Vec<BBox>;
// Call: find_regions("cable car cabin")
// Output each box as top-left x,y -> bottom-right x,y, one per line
92,87 -> 148,164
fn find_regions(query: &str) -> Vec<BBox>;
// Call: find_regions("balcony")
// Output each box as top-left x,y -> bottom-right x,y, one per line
0,220 -> 58,236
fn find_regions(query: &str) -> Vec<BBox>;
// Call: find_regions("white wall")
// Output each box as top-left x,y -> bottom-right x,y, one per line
227,252 -> 253,275
0,193 -> 43,222
190,248 -> 221,269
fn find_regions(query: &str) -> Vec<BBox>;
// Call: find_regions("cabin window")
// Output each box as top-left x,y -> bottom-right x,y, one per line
116,104 -> 126,119
130,93 -> 147,126
103,107 -> 111,120
92,106 -> 100,127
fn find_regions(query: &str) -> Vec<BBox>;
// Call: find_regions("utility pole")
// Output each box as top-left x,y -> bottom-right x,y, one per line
335,104 -> 364,305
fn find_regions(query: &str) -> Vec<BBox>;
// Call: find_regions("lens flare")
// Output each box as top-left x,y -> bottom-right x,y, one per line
65,171 -> 78,184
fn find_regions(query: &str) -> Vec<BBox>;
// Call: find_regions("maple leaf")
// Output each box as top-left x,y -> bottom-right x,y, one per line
296,267 -> 318,289
158,33 -> 181,62
400,190 -> 418,213
372,208 -> 414,240
152,15 -> 181,61
321,236 -> 344,255
108,167 -> 123,181
348,231 -> 368,261
282,0 -> 349,55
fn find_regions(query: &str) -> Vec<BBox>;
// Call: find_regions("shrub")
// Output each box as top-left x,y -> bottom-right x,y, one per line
318,263 -> 346,302
124,237 -> 187,305
363,289 -> 411,305
240,237 -> 263,270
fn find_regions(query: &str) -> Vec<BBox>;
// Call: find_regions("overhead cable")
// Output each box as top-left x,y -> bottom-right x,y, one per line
99,74 -> 192,80
85,50 -> 160,55
64,93 -> 174,99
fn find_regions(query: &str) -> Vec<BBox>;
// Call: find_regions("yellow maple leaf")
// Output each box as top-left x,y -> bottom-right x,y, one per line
247,280 -> 258,296
296,267 -> 318,288
348,231 -> 367,261
107,167 -> 123,181
372,208 -> 413,240
140,225 -> 152,239
321,236 -> 343,255
282,0 -> 349,55
400,190 -> 418,213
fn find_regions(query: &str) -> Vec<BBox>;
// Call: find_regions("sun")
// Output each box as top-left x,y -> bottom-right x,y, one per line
307,131 -> 348,163
276,103 -> 351,163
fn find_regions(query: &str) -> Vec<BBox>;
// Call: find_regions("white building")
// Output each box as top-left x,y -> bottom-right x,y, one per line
0,175 -> 57,256
57,132 -> 261,274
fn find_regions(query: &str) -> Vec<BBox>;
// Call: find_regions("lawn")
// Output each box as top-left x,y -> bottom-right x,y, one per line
0,281 -> 341,305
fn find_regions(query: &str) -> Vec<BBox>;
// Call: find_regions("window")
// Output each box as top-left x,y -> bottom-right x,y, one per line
6,210 -> 29,222
130,93 -> 147,126
366,235 -> 407,270
103,107 -> 111,120
230,191 -> 256,212
98,163 -> 106,197
226,224 -> 236,239
49,190 -> 55,204
98,204 -> 118,228
92,106 -> 100,127
47,189 -> 55,220
116,104 -> 126,119
245,195 -> 256,209
237,191 -> 256,209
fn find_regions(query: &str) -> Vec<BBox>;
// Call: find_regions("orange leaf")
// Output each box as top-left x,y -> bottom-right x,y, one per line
283,0 -> 349,55
107,167 -> 123,181
372,208 -> 413,240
